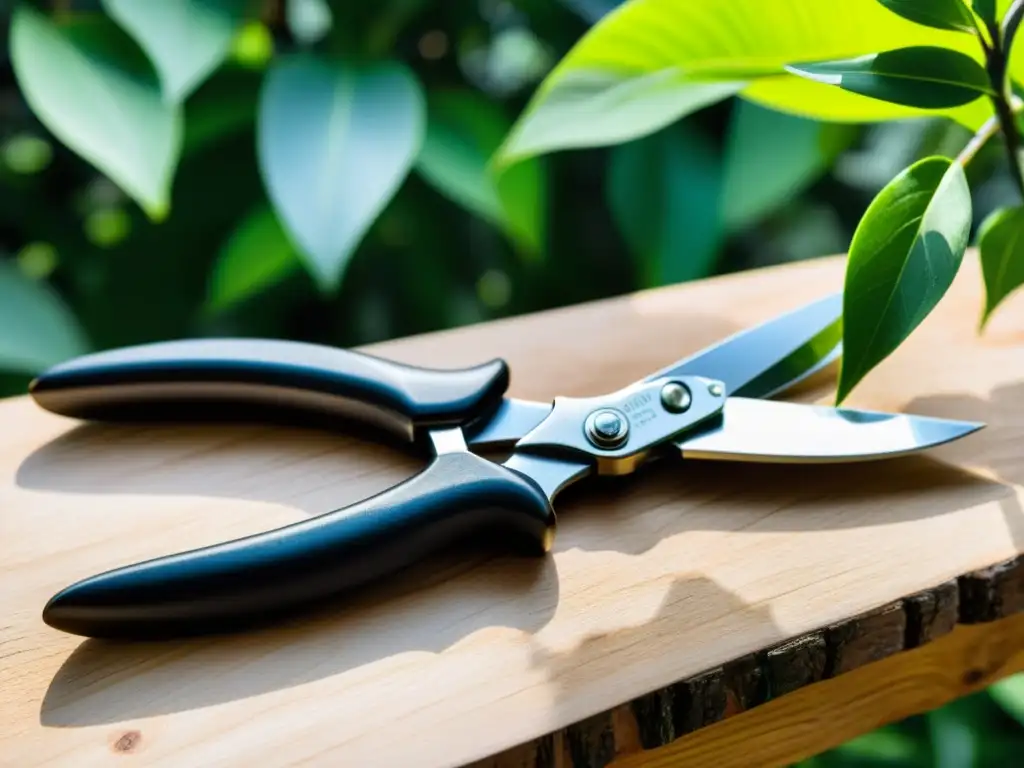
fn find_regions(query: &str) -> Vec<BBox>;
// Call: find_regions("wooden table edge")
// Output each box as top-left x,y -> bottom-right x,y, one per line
469,556 -> 1024,768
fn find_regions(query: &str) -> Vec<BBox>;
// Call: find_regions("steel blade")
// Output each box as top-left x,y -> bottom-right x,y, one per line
676,398 -> 984,463
503,453 -> 591,502
645,293 -> 842,397
467,398 -> 552,450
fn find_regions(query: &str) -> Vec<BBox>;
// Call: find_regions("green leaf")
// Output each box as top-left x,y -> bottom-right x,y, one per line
722,100 -> 858,230
877,0 -> 978,33
837,156 -> 971,403
416,89 -> 545,257
102,0 -> 249,103
207,205 -> 301,312
0,261 -> 89,375
607,121 -> 722,286
785,46 -> 992,109
9,5 -> 182,219
496,0 -> 991,165
256,55 -> 425,290
183,66 -> 261,155
978,206 -> 1024,327
973,0 -> 998,25
989,673 -> 1024,725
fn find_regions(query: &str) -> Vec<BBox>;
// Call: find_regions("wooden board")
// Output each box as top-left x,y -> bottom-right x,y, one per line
2,252 -> 1023,767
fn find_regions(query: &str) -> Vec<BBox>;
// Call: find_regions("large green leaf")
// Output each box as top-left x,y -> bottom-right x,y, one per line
974,0 -> 998,24
837,156 -> 971,403
9,5 -> 182,219
206,205 -> 301,312
415,90 -> 545,257
877,0 -> 977,32
978,205 -> 1024,327
256,55 -> 425,290
496,0 -> 990,165
785,46 -> 992,109
722,101 -> 857,230
102,0 -> 248,103
607,121 -> 722,286
0,261 -> 89,375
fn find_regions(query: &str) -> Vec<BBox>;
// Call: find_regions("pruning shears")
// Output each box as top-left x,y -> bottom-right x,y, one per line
29,293 -> 983,640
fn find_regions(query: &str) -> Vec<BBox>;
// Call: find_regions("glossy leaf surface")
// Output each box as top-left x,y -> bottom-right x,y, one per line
102,0 -> 248,102
786,46 -> 992,109
257,55 -> 425,290
10,5 -> 182,218
978,206 -> 1024,327
838,156 -> 971,403
497,0 -> 989,165
877,0 -> 977,32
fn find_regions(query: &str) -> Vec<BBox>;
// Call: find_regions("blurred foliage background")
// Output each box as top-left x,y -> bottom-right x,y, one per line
1,0 -> 1023,764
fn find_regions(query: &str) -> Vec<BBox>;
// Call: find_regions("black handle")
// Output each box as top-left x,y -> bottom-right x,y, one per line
41,452 -> 554,639
29,339 -> 509,441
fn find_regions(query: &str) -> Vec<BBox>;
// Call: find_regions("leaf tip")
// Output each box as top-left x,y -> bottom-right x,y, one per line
144,198 -> 171,223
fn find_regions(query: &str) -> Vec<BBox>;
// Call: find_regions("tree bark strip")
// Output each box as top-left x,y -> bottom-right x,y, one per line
472,556 -> 1024,767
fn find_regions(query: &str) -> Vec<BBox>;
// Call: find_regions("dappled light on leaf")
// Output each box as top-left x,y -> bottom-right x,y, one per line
785,46 -> 992,109
498,0 -> 988,165
838,156 -> 971,403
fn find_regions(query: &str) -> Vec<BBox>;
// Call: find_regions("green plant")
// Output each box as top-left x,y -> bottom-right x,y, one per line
494,0 -> 1024,403
1,0 -> 551,371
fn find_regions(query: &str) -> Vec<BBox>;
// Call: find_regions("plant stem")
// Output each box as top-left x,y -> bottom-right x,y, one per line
1004,0 -> 1024,62
957,115 -> 1000,166
990,92 -> 1024,197
985,13 -> 1024,200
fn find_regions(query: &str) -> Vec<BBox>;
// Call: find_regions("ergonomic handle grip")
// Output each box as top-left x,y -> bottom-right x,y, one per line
41,452 -> 554,639
29,338 -> 509,441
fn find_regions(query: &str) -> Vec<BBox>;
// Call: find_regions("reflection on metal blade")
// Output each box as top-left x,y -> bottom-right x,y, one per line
645,293 -> 842,397
676,398 -> 984,463
467,398 -> 552,449
503,452 -> 591,502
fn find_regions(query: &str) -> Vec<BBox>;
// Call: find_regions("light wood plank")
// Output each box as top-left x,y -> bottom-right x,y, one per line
2,253 -> 1023,767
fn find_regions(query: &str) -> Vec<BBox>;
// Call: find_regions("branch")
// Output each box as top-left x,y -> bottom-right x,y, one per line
1004,0 -> 1024,62
984,7 -> 1024,201
957,114 -> 1000,166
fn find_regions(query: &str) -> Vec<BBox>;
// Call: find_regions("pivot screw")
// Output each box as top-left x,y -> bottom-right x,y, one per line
660,381 -> 692,413
585,408 -> 629,449
708,382 -> 724,397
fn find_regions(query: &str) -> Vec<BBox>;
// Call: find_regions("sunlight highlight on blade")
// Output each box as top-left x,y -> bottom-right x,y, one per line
645,293 -> 842,397
466,398 -> 552,449
676,398 -> 984,463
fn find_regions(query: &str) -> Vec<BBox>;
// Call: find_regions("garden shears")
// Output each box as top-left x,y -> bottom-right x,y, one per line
29,294 -> 983,640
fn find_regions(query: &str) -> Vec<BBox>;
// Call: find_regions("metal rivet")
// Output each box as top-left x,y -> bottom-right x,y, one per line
708,382 -> 724,397
584,408 -> 629,449
660,382 -> 692,413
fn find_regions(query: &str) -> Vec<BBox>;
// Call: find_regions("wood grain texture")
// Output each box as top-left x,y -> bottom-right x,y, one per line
2,252 -> 1024,767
